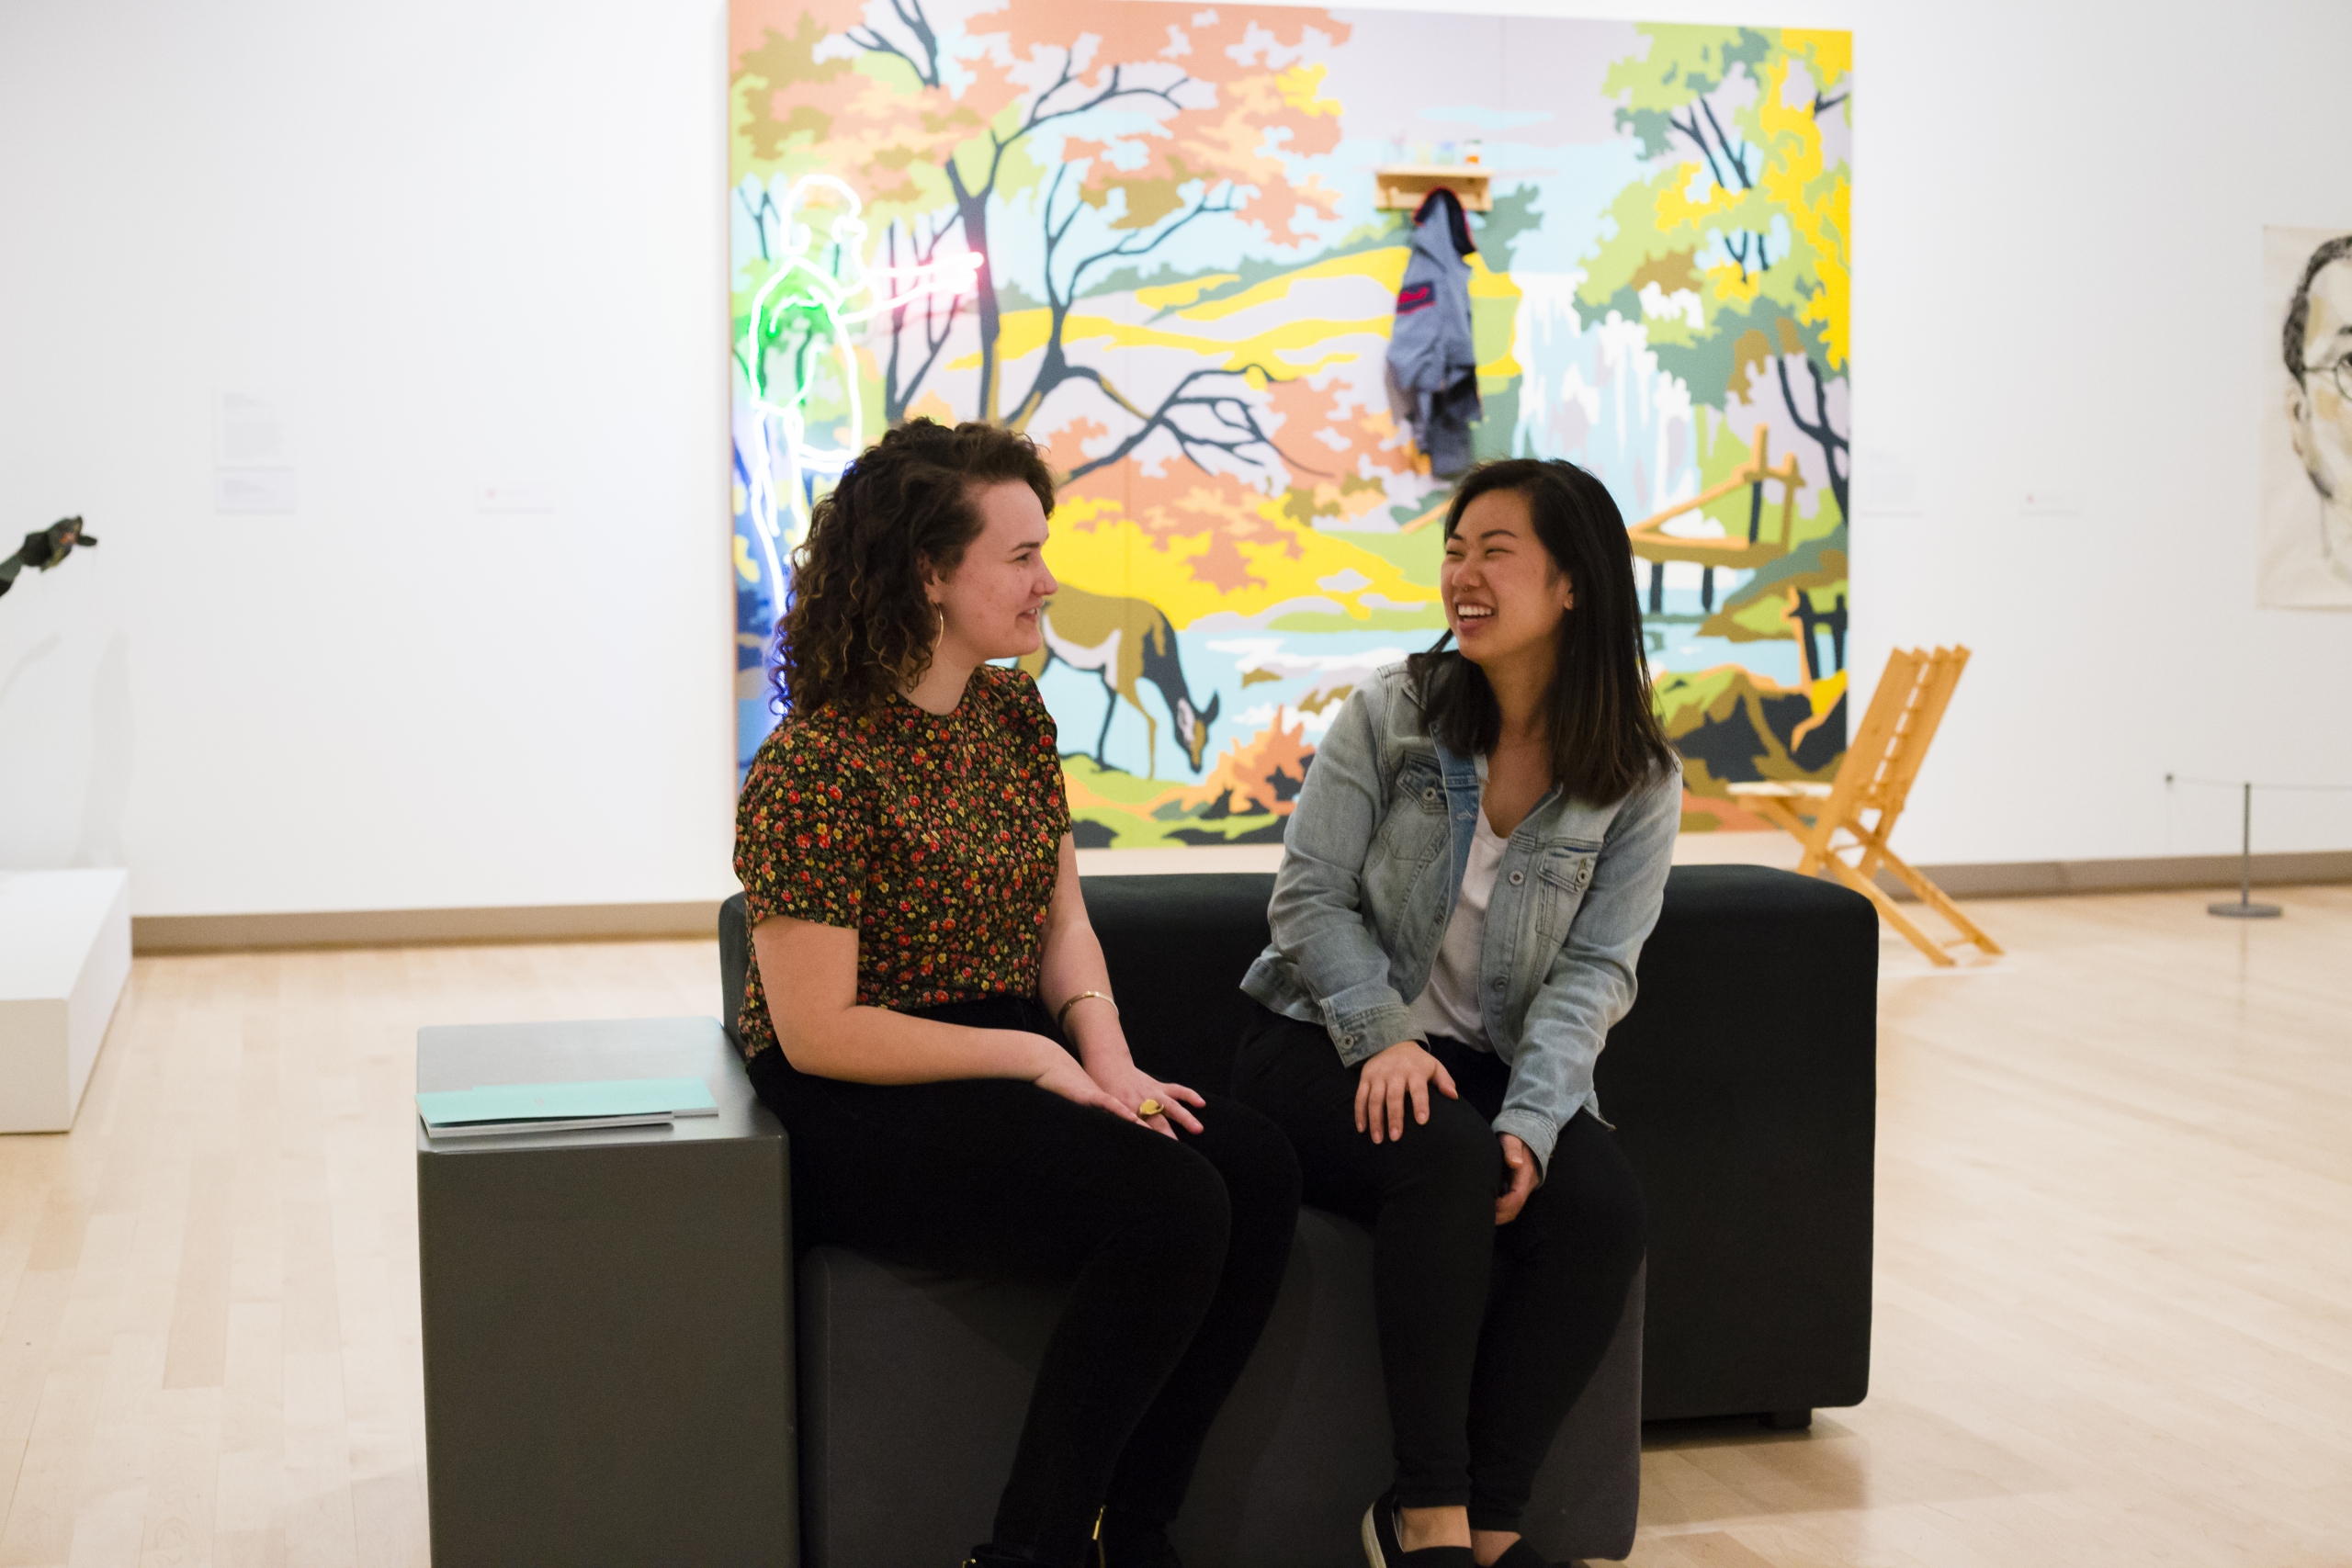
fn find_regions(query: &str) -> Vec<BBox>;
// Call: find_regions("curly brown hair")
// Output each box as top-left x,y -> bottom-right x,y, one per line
772,418 -> 1057,716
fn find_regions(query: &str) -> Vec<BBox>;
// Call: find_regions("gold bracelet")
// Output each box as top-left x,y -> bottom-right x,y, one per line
1056,990 -> 1116,1032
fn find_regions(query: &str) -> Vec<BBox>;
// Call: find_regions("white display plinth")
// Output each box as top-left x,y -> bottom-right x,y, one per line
0,870 -> 130,1133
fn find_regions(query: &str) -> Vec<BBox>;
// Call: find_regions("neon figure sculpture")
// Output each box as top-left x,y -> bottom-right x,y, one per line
732,175 -> 983,689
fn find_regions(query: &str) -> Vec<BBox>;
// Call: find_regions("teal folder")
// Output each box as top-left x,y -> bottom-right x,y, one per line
417,1077 -> 718,1136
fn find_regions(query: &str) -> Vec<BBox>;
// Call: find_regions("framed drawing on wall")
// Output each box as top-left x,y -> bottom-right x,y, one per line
2262,225 -> 2352,608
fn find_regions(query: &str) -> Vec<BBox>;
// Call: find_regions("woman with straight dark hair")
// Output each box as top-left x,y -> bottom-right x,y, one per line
1230,457 -> 1680,1568
734,418 -> 1301,1568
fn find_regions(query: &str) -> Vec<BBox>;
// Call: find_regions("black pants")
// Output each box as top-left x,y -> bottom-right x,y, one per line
1230,1003 -> 1645,1530
745,997 -> 1301,1568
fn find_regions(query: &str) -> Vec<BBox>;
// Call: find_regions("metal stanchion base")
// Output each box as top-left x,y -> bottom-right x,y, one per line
2208,899 -> 2283,919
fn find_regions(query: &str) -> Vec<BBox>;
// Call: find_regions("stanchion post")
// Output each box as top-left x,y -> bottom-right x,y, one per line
2209,780 -> 2283,919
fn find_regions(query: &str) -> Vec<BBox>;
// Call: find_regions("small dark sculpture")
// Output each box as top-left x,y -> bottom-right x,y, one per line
0,517 -> 97,599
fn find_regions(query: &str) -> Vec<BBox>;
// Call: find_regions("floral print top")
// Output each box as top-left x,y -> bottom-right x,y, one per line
732,664 -> 1072,1061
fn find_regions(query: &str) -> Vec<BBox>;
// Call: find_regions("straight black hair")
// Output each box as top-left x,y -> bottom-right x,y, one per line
1405,457 -> 1676,806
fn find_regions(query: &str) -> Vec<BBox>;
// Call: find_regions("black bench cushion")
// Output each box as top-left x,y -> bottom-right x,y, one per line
719,862 -> 1878,1423
797,1216 -> 1641,1567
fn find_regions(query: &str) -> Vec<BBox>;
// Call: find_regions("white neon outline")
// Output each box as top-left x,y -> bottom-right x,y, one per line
734,175 -> 984,627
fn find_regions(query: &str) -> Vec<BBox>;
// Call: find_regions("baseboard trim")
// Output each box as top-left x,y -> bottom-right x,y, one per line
125,850 -> 2351,953
132,900 -> 724,953
1886,850 -> 2352,901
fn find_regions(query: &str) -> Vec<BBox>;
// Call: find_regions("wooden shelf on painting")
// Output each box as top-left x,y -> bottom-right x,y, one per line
1374,165 -> 1492,213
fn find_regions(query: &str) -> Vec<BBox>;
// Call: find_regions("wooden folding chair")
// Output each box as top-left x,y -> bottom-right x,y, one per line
1728,647 -> 2002,967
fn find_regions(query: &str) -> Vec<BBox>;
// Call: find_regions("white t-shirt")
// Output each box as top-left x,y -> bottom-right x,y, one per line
1407,805 -> 1505,1050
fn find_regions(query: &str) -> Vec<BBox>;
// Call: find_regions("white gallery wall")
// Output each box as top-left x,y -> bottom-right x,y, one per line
1,0 -> 2347,918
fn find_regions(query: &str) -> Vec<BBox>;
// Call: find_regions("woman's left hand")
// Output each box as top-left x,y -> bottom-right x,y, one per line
1085,1056 -> 1206,1139
1496,1134 -> 1542,1224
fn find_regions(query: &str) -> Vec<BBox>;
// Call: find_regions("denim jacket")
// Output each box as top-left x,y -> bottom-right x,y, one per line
1240,663 -> 1681,1175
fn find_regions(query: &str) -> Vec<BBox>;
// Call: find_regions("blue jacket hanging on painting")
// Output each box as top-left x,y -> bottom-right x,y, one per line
1385,188 -> 1481,477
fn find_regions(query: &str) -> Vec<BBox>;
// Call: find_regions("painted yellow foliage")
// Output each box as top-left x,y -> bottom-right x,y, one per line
1806,667 -> 1847,719
1469,253 -> 1523,379
1782,29 -> 1852,96
1177,249 -> 1406,321
1044,496 -> 1434,629
1277,62 -> 1343,118
1756,58 -> 1849,368
970,310 -> 1390,376
1650,169 -> 1762,309
1120,315 -> 1391,372
971,246 -> 1518,383
1135,273 -> 1240,310
966,249 -> 1416,378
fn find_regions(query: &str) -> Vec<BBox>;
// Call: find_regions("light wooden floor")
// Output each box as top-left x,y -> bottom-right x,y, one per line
1,888 -> 2346,1566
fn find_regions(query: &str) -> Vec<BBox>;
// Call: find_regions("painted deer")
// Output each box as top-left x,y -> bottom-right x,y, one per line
1019,585 -> 1221,775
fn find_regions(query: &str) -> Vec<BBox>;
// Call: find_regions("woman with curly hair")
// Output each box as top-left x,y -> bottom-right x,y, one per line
733,419 -> 1301,1568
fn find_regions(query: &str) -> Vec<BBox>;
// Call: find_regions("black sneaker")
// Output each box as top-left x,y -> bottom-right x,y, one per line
1359,1491 -> 1476,1568
1488,1540 -> 1553,1568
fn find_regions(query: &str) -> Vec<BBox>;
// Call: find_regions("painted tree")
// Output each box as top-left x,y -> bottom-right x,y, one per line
1578,26 -> 1853,522
732,0 -> 1347,457
1014,27 -> 1346,477
732,0 -> 1009,426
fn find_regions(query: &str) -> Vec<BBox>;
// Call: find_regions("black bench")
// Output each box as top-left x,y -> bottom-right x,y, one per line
725,864 -> 1876,1566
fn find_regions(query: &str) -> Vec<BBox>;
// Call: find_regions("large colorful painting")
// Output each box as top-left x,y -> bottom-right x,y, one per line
730,3 -> 1852,843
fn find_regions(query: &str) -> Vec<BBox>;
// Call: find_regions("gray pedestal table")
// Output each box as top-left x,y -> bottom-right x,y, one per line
415,1016 -> 795,1567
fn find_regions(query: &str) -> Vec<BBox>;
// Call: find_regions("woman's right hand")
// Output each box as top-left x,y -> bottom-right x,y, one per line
1026,1036 -> 1148,1125
1354,1039 -> 1459,1144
